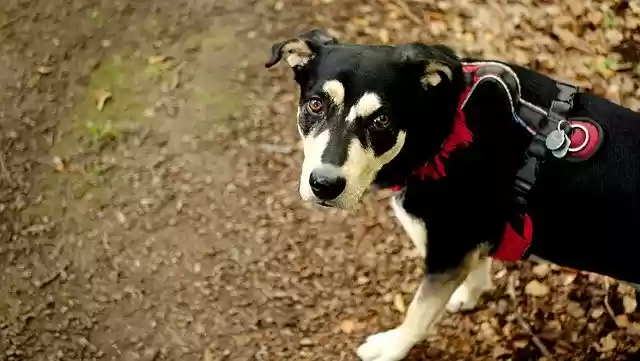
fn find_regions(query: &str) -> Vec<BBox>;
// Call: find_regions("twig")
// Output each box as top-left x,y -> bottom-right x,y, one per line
33,263 -> 68,289
603,277 -> 623,328
508,273 -> 553,358
387,0 -> 423,25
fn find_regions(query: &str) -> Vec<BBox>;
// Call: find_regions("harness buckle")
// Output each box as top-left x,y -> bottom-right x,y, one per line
513,81 -> 580,205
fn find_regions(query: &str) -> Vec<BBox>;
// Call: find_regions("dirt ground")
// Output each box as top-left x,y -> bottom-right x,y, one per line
1,0 -> 640,360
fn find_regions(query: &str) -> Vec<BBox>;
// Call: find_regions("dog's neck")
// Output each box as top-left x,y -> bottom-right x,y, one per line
373,76 -> 466,189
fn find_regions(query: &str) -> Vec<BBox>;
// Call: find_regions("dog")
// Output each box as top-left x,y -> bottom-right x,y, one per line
265,29 -> 640,361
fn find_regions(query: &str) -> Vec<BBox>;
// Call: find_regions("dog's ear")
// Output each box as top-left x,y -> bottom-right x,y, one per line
265,29 -> 338,69
394,43 -> 461,88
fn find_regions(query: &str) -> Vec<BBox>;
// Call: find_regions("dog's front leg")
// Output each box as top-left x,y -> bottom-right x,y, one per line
391,195 -> 493,313
356,250 -> 482,361
446,256 -> 494,312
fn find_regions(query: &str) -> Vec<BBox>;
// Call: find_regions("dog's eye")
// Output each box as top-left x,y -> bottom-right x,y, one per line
372,115 -> 391,130
306,97 -> 324,114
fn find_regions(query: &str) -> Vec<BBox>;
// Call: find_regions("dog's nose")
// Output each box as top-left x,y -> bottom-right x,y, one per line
309,169 -> 346,201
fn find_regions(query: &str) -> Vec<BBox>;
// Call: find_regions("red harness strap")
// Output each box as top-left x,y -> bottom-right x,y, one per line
391,64 -> 533,262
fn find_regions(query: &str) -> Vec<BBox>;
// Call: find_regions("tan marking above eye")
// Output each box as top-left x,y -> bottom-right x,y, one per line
346,92 -> 382,123
322,80 -> 345,107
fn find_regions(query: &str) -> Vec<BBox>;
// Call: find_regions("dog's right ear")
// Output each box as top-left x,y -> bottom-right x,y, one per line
394,42 -> 461,89
265,29 -> 338,69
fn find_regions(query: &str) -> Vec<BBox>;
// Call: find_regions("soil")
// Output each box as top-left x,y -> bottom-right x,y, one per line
1,0 -> 640,360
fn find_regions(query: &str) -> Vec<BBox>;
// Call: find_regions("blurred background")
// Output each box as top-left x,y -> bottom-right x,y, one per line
1,0 -> 639,360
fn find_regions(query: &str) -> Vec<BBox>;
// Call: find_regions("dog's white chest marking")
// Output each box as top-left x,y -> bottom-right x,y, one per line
390,195 -> 427,258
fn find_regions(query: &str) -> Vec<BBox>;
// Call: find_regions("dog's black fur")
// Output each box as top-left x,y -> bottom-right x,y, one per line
267,30 -> 640,285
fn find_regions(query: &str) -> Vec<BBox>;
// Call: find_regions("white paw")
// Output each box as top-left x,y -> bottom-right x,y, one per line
356,329 -> 414,361
446,284 -> 483,313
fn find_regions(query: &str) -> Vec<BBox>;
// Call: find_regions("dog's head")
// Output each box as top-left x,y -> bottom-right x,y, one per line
266,29 -> 463,208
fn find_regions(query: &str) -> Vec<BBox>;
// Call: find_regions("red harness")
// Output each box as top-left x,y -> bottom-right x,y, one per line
390,64 -> 601,262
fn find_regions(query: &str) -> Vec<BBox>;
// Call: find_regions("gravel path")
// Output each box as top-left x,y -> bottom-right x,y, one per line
1,0 -> 639,360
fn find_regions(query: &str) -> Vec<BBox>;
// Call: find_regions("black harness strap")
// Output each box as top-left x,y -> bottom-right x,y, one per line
513,81 -> 579,205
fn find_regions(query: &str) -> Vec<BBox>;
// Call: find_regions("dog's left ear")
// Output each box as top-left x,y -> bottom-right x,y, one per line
265,29 -> 338,69
394,43 -> 461,88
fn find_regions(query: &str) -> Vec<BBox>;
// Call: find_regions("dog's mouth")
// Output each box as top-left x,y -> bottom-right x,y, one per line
316,201 -> 333,208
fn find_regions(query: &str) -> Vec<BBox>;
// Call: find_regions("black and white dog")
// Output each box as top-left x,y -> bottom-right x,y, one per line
265,29 -> 640,361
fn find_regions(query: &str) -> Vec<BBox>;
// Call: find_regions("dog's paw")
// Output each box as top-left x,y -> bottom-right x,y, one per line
356,329 -> 413,361
446,284 -> 483,313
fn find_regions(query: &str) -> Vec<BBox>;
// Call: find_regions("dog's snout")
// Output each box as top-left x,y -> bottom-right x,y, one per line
309,169 -> 346,201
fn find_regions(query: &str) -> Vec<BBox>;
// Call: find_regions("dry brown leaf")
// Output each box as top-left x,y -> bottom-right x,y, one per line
599,333 -> 617,352
299,338 -> 313,346
605,29 -> 624,46
340,319 -> 355,334
202,348 -> 213,361
513,49 -> 529,66
532,263 -> 550,278
95,90 -> 112,112
629,323 -> 640,335
586,10 -> 604,26
52,156 -> 65,172
567,301 -> 585,318
514,339 -> 529,348
492,345 -> 510,358
378,29 -> 390,44
615,314 -> 630,328
36,65 -> 54,75
562,272 -> 578,285
393,293 -> 406,313
148,55 -> 168,65
494,268 -> 508,279
525,280 -> 550,297
591,307 -> 605,319
623,295 -> 637,314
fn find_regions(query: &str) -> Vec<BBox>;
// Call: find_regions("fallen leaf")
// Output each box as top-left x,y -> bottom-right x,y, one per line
615,314 -> 630,328
532,263 -> 550,278
115,211 -> 126,225
591,307 -> 605,319
394,293 -> 406,313
378,28 -> 390,43
202,348 -> 213,361
525,280 -> 550,297
95,90 -> 112,112
36,65 -> 54,75
623,295 -> 637,314
492,345 -> 510,358
629,323 -> 640,335
148,55 -> 168,64
562,272 -> 578,285
494,268 -> 508,279
52,156 -> 65,172
513,339 -> 529,348
143,107 -> 156,118
599,333 -> 617,352
340,319 -> 355,334
567,301 -> 585,318
605,29 -> 624,46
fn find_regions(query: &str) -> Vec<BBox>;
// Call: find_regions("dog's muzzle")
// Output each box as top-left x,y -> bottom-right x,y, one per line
309,167 -> 346,202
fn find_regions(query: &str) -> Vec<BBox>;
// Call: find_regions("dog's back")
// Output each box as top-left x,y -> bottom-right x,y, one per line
505,63 -> 640,283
